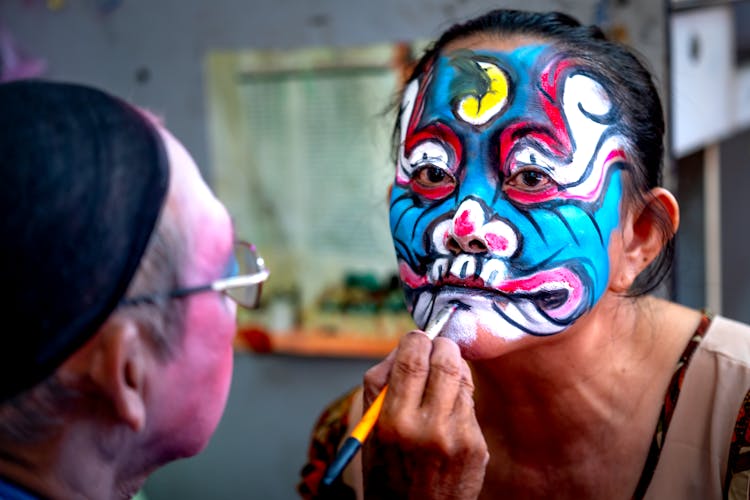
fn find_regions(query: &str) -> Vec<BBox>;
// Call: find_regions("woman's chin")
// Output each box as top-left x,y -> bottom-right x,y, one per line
444,327 -> 533,361
430,297 -> 567,360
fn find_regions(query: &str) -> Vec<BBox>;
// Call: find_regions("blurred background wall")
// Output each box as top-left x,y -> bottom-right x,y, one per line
2,0 -> 748,498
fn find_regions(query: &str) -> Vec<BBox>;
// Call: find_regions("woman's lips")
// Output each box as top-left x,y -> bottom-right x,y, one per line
400,258 -> 584,321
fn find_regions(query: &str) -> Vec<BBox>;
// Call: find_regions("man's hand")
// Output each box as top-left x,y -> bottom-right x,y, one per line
361,331 -> 489,499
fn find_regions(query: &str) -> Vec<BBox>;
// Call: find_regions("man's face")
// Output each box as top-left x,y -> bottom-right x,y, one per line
390,43 -> 628,357
148,126 -> 238,458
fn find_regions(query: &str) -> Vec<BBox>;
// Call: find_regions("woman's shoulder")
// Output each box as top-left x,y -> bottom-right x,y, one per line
707,315 -> 750,346
647,296 -> 750,358
702,315 -> 750,498
651,296 -> 750,370
701,314 -> 750,365
643,304 -> 750,497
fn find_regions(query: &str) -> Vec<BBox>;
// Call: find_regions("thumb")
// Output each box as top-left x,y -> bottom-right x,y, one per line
362,348 -> 398,405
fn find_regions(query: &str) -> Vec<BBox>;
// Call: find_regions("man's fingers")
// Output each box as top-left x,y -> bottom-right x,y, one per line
451,356 -> 477,416
384,331 -> 433,412
421,337 -> 465,412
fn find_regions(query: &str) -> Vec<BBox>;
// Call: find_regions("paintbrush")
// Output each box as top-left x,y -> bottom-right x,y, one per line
320,303 -> 459,487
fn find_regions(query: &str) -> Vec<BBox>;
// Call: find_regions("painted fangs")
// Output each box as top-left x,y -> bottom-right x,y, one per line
430,257 -> 450,284
450,254 -> 477,279
479,259 -> 507,287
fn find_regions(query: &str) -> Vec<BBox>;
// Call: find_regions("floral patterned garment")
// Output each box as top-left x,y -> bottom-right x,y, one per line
299,313 -> 750,499
298,389 -> 358,499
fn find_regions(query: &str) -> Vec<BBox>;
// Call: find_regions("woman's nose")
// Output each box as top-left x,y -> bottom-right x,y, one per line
445,199 -> 518,257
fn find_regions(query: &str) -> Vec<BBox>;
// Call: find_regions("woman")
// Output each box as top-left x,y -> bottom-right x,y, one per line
299,9 -> 750,499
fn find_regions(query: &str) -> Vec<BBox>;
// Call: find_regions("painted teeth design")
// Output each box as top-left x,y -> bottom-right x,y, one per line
450,254 -> 477,279
479,259 -> 507,287
430,257 -> 450,283
428,255 -> 510,286
428,255 -> 508,285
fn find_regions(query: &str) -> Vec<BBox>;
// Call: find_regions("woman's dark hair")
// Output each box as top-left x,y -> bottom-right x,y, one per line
392,9 -> 672,296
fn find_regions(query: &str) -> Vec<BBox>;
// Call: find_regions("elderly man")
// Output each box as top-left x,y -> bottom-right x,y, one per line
0,80 -> 267,499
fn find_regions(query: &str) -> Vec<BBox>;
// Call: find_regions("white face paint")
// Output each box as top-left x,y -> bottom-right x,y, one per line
413,292 -> 527,346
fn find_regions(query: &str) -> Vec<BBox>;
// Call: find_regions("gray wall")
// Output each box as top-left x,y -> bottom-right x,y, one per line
674,150 -> 706,310
720,129 -> 750,324
0,1 -> 666,498
674,129 -> 750,325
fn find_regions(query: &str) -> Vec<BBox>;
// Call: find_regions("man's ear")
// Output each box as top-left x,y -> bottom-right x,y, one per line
615,187 -> 679,291
62,315 -> 150,432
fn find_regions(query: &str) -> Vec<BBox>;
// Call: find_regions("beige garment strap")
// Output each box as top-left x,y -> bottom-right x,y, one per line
645,316 -> 750,499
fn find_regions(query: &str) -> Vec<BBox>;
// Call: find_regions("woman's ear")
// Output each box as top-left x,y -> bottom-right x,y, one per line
61,315 -> 150,432
614,188 -> 679,292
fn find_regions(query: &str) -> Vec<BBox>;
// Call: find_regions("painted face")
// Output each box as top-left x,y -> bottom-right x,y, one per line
149,126 -> 238,458
390,44 -> 629,354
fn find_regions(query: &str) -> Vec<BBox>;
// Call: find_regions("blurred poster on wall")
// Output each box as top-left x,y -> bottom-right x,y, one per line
207,43 -> 416,348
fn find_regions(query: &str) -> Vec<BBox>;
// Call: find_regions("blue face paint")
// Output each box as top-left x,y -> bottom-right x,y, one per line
390,44 -> 629,342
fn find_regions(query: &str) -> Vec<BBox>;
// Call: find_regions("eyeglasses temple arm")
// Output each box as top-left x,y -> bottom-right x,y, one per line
211,270 -> 270,292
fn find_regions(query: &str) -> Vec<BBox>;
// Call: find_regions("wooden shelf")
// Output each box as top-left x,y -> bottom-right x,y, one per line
271,332 -> 397,358
235,326 -> 398,358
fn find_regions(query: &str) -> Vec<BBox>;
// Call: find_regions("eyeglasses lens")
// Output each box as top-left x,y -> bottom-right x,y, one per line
226,242 -> 264,308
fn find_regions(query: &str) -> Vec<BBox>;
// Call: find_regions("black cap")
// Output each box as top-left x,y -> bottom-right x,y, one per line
0,80 -> 170,402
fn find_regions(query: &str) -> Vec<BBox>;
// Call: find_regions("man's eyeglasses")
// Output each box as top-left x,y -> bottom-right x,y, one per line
120,241 -> 269,310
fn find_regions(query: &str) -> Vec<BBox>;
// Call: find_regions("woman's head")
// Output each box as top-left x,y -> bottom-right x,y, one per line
388,9 -> 674,356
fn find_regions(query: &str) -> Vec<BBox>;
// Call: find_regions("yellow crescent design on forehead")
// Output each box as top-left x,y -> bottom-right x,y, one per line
457,61 -> 509,126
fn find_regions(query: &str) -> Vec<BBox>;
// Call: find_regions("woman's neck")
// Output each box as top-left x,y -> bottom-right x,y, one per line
469,295 -> 697,463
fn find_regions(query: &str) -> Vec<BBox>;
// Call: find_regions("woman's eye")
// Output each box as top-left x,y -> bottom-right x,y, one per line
506,168 -> 554,192
414,164 -> 453,188
404,140 -> 457,199
520,170 -> 544,187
